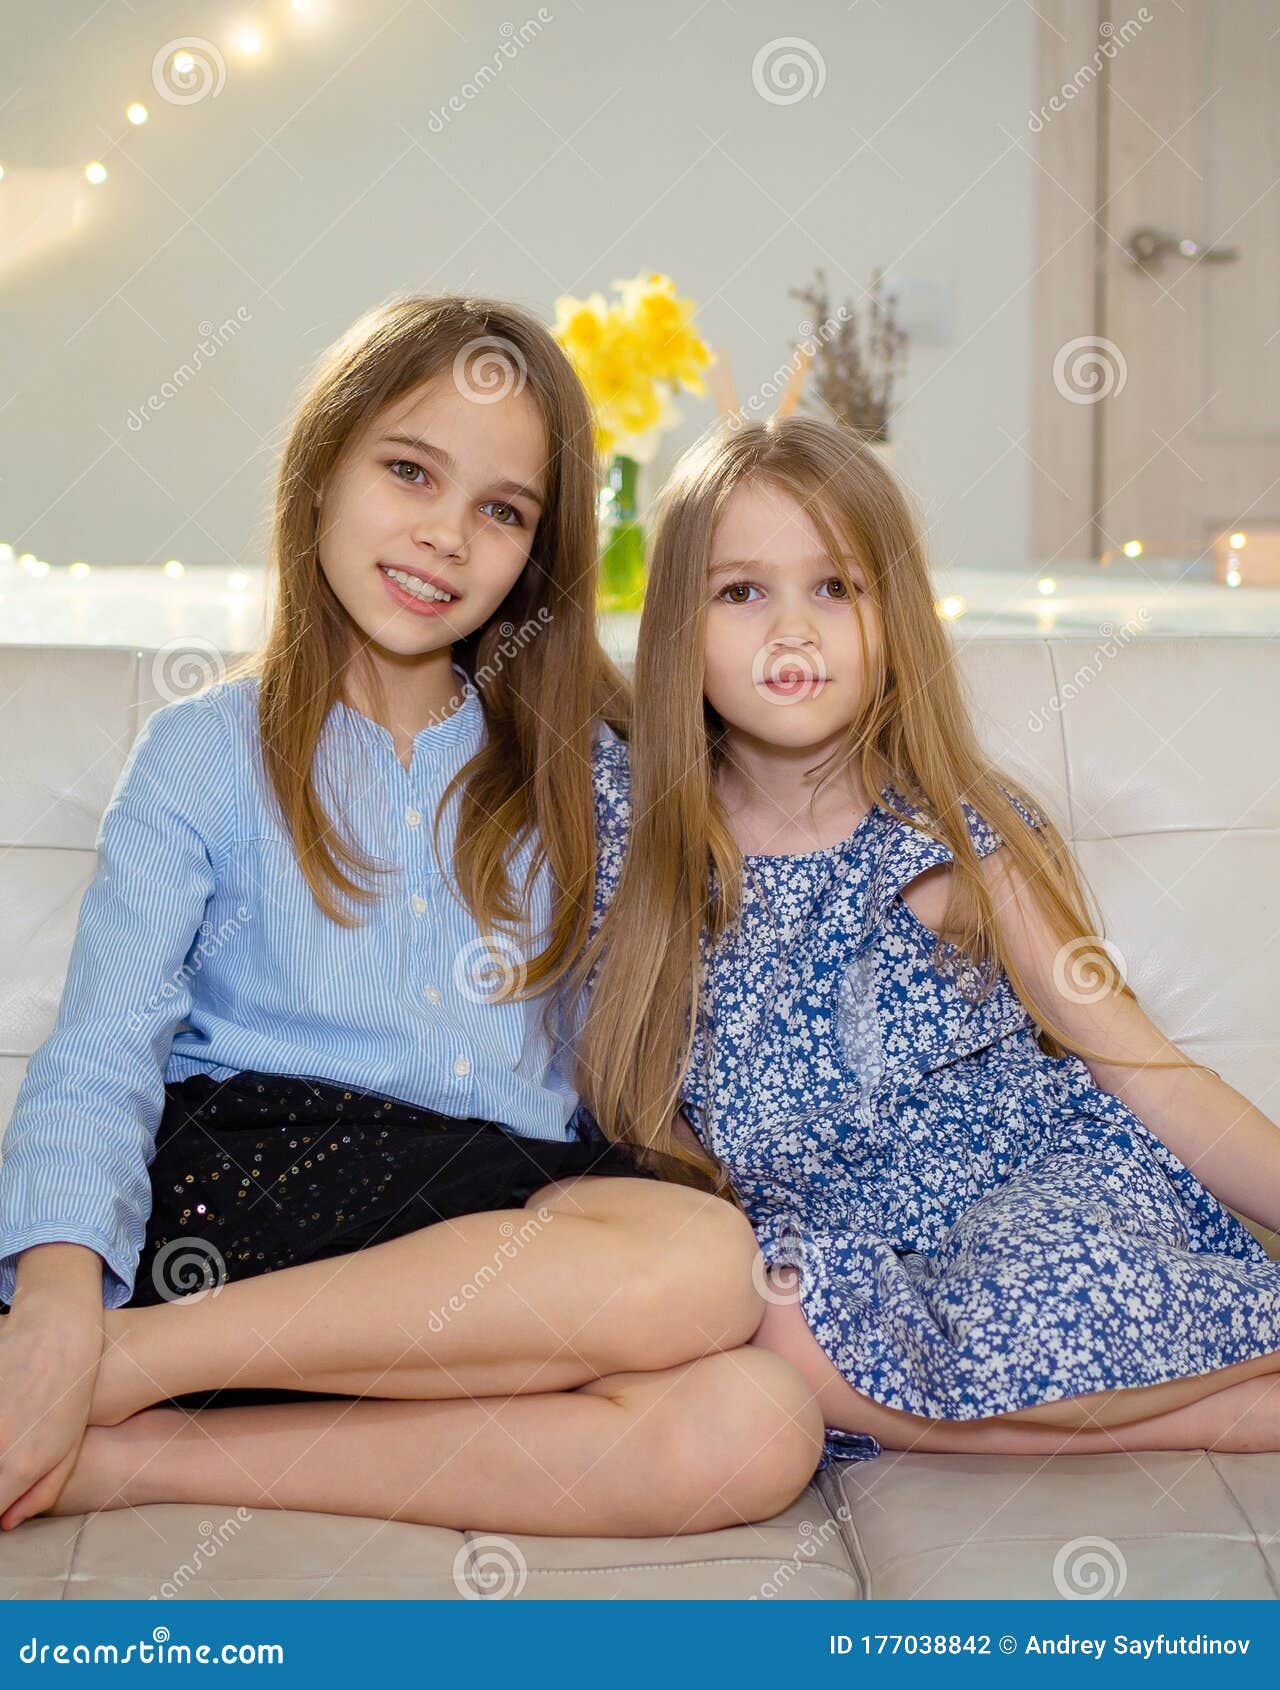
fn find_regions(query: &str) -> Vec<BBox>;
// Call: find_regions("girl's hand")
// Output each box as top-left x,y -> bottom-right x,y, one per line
0,1294 -> 104,1528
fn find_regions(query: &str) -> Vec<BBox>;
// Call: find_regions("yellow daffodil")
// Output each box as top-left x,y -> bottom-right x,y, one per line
552,271 -> 711,461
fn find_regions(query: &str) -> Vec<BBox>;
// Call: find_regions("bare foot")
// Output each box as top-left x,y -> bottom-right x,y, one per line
45,1408 -> 191,1518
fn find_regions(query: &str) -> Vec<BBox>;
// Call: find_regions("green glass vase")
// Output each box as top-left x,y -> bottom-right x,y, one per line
598,453 -> 647,613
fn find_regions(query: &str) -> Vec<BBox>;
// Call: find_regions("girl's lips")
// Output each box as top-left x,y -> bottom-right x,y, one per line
377,565 -> 459,618
762,676 -> 829,694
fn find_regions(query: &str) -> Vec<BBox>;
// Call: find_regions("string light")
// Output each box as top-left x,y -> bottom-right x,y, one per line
1122,539 -> 1143,558
1229,532 -> 1247,550
85,161 -> 108,185
126,103 -> 149,125
163,559 -> 185,578
936,595 -> 967,621
68,561 -> 91,579
1226,566 -> 1242,588
228,571 -> 249,592
237,28 -> 265,55
1037,576 -> 1056,596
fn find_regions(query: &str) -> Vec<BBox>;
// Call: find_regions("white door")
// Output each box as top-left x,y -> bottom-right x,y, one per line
1033,0 -> 1280,577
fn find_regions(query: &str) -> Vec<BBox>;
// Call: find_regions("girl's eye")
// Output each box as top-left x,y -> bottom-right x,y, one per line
482,501 -> 524,527
717,581 -> 760,605
822,577 -> 854,599
389,458 -> 429,486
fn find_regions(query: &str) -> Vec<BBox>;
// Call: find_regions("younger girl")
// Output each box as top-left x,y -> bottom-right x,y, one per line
576,414 -> 1280,1468
0,298 -> 821,1533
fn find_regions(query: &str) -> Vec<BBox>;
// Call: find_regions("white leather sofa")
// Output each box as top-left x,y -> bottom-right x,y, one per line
1,635 -> 1278,1600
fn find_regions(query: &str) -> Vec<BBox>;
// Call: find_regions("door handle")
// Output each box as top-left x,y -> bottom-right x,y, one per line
1123,225 -> 1240,272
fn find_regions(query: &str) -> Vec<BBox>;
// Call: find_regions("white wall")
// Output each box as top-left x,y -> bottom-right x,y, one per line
0,0 -> 1035,574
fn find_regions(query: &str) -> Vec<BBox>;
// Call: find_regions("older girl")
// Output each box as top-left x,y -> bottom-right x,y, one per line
0,299 -> 820,1533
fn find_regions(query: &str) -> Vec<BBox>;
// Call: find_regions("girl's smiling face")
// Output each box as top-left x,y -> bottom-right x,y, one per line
703,478 -> 880,749
316,371 -> 548,657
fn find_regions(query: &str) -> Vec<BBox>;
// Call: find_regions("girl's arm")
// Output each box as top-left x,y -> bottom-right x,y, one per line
0,694 -> 225,1309
983,848 -> 1280,1236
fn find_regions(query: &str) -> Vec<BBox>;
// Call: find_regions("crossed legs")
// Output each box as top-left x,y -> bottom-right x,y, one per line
31,1178 -> 825,1536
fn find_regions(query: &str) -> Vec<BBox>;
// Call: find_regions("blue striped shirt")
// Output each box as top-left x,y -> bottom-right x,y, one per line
0,664 -> 595,1307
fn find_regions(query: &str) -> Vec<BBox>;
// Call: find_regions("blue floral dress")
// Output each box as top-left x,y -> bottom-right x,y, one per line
590,731 -> 1280,1466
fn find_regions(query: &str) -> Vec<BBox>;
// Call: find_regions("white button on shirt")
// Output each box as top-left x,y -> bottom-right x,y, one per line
453,1056 -> 472,1077
410,894 -> 428,916
405,807 -> 422,827
424,985 -> 441,1002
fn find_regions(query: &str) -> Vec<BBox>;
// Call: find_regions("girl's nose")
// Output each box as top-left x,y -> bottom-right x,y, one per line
412,507 -> 467,559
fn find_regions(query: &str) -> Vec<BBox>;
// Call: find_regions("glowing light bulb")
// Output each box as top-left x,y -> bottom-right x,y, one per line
0,165 -> 6,183
228,571 -> 249,592
85,161 -> 108,185
237,28 -> 264,54
126,103 -> 149,125
1228,531 -> 1246,550
1037,576 -> 1056,596
163,559 -> 185,578
173,51 -> 195,74
68,561 -> 91,579
0,543 -> 13,564
936,595 -> 967,621
1122,539 -> 1143,558
1226,566 -> 1242,588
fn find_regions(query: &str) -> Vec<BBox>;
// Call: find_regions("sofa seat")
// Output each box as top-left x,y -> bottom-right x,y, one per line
1,637 -> 1278,1599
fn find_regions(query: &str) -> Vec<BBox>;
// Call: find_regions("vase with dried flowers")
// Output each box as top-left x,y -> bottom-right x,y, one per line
552,272 -> 711,611
787,267 -> 908,452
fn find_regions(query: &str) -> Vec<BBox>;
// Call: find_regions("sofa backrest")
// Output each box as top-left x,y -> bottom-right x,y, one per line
2,638 -> 1277,1240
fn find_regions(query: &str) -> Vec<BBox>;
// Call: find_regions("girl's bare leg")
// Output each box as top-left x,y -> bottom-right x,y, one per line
93,1178 -> 762,1427
751,1272 -> 1280,1454
833,1374 -> 1280,1457
52,1347 -> 825,1538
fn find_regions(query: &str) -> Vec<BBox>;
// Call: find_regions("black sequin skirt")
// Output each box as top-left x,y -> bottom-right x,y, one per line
125,1069 -> 655,1411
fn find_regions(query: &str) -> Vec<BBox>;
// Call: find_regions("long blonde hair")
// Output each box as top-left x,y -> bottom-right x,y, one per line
226,293 -> 629,1000
574,415 -> 1173,1190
